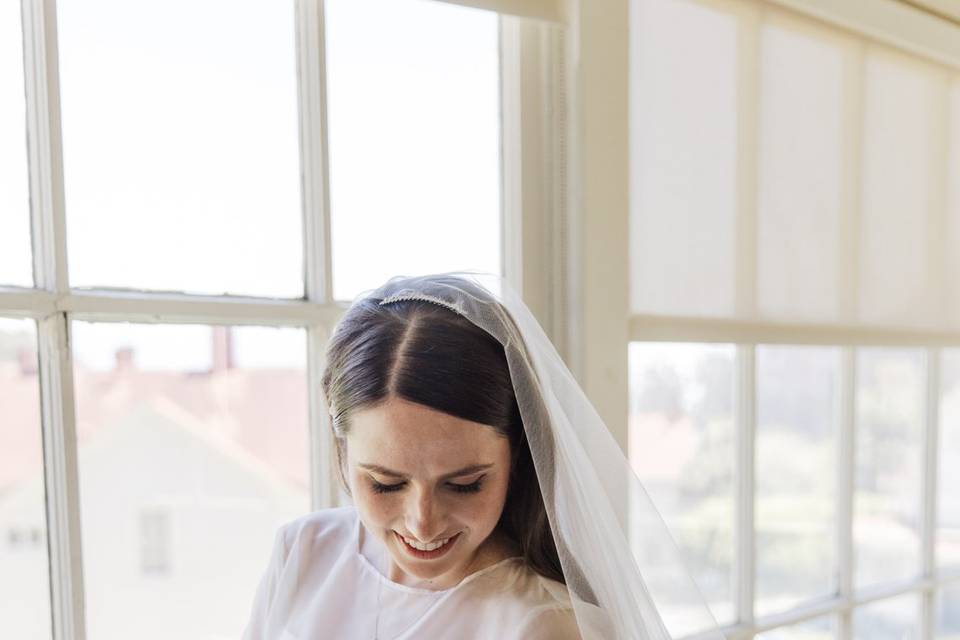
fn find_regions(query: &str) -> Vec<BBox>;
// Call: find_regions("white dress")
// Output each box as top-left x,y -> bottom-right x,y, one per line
242,506 -> 580,640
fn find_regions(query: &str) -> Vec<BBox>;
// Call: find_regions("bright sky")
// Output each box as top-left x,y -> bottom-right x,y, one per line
1,0 -> 501,370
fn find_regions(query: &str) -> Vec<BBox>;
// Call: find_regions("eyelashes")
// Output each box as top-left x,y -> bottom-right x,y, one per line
370,477 -> 485,495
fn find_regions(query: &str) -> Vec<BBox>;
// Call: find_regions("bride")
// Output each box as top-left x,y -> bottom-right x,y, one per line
242,273 -> 724,640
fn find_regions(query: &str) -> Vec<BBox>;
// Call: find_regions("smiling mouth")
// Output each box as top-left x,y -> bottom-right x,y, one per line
394,531 -> 461,560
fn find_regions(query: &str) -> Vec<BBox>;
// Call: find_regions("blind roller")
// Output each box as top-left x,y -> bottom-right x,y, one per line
630,0 -> 960,331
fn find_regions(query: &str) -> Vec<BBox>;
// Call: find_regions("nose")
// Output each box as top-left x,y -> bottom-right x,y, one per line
404,487 -> 444,542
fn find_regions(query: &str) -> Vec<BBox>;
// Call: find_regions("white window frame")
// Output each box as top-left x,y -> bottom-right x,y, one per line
1,0 -> 565,637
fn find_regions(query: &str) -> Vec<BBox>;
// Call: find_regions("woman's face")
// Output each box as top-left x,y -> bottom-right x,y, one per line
346,396 -> 512,589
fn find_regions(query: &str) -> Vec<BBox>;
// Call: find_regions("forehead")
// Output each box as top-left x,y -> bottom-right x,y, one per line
347,397 -> 508,472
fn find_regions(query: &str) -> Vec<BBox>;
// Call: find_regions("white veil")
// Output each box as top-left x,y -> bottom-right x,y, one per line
365,272 -> 726,640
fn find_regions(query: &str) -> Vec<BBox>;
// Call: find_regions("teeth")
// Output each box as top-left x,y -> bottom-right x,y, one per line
402,535 -> 452,552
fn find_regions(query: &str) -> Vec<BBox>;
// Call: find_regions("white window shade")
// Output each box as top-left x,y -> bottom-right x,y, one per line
859,49 -> 944,329
630,0 -> 960,332
757,20 -> 844,322
630,0 -> 738,318
948,81 -> 960,328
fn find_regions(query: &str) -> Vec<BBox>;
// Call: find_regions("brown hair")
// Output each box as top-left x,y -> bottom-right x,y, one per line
320,283 -> 565,585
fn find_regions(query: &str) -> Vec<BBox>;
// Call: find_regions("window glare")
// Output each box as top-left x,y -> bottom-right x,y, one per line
57,0 -> 303,298
0,2 -> 33,287
325,0 -> 501,301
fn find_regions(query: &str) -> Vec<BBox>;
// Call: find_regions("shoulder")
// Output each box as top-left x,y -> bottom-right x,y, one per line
469,562 -> 579,637
502,563 -> 573,611
515,605 -> 581,640
275,506 -> 357,561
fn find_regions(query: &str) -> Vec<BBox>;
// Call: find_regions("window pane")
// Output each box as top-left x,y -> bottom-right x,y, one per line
72,322 -> 309,639
854,348 -> 924,589
939,585 -> 960,639
57,0 -> 303,298
0,319 -> 51,639
630,0 -> 738,317
756,346 -> 838,615
757,22 -> 844,322
0,3 -> 32,287
853,594 -> 920,639
629,343 -> 736,626
860,50 -> 943,328
942,350 -> 960,570
756,616 -> 836,640
325,0 -> 501,301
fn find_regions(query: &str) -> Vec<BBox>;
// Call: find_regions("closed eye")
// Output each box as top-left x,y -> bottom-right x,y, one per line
370,480 -> 405,494
369,477 -> 485,494
447,477 -> 484,494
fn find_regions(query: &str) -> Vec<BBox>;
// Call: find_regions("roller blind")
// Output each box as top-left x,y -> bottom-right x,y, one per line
630,0 -> 960,331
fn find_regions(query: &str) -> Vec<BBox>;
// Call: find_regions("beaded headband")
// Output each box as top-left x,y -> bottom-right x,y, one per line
378,292 -> 465,317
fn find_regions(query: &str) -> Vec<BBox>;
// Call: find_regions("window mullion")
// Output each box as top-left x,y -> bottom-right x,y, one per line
295,0 -> 338,510
837,347 -> 856,639
22,0 -> 68,294
21,0 -> 85,638
296,0 -> 333,306
734,344 -> 756,629
37,314 -> 86,640
921,348 -> 941,639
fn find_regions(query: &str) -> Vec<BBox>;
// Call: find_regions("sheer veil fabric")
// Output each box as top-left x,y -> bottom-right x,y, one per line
357,272 -> 726,640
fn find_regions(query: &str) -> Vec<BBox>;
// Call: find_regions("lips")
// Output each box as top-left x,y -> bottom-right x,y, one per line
394,531 -> 461,560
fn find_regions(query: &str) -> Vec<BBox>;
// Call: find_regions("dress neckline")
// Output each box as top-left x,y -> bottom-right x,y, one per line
352,508 -> 523,595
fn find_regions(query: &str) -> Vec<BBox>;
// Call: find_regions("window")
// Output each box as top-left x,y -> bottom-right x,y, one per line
0,0 -> 545,637
139,509 -> 171,575
629,0 -> 960,637
57,0 -> 304,298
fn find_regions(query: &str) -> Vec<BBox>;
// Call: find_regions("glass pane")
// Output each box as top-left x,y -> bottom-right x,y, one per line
756,616 -> 836,640
939,585 -> 960,639
942,350 -> 960,570
72,322 -> 309,639
0,318 -> 51,638
326,0 -> 501,301
629,343 -> 736,626
860,49 -> 942,328
854,349 -> 924,589
756,346 -> 838,615
58,0 -> 303,298
630,0 -> 738,317
0,2 -> 33,287
853,594 -> 920,639
757,22 -> 844,322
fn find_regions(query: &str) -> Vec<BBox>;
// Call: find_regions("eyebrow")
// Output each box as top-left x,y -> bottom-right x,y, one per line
358,463 -> 494,480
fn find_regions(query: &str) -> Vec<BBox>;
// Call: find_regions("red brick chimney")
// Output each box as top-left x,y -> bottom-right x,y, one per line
114,346 -> 135,372
211,326 -> 234,373
17,347 -> 38,376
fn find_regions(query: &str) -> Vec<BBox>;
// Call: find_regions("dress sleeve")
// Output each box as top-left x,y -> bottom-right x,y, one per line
514,606 -> 582,640
241,526 -> 292,640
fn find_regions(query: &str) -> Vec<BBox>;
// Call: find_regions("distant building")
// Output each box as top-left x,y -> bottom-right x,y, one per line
0,340 -> 311,639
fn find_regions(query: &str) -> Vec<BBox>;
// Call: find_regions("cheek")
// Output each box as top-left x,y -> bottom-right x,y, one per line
465,477 -> 511,528
350,480 -> 398,525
